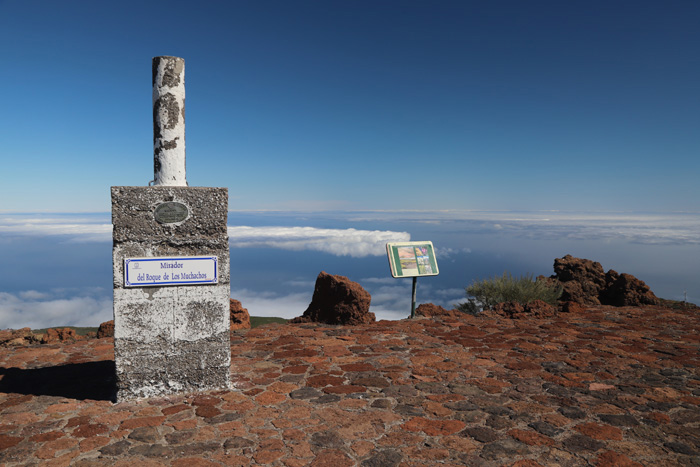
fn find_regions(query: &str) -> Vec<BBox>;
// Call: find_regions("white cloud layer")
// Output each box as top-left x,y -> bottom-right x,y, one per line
345,210 -> 700,245
365,280 -> 466,317
3,211 -> 698,246
228,226 -> 410,257
0,216 -> 112,242
230,288 -> 312,320
0,289 -> 112,330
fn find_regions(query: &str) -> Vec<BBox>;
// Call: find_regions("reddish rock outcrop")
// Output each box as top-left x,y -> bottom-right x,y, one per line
0,328 -> 40,347
97,320 -> 114,338
560,301 -> 586,313
601,270 -> 659,307
553,255 -> 607,305
291,272 -> 374,325
483,300 -> 556,319
230,299 -> 251,330
415,303 -> 462,318
41,327 -> 81,344
550,255 -> 658,307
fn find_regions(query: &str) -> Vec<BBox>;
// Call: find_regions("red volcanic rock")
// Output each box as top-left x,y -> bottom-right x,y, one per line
574,422 -> 623,441
291,272 -> 374,325
560,301 -> 586,313
486,301 -> 524,318
602,271 -> 659,307
230,299 -> 251,330
553,255 -> 606,305
524,299 -> 557,317
0,328 -> 40,347
596,451 -> 644,467
515,299 -> 556,318
42,328 -> 81,344
402,417 -> 466,436
508,428 -> 555,446
484,300 -> 556,319
550,255 -> 659,307
415,303 -> 462,318
97,320 -> 114,338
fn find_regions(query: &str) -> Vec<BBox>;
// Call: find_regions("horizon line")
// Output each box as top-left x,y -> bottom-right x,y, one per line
3,209 -> 700,215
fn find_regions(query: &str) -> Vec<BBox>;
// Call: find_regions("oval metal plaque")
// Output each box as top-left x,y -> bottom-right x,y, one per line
154,202 -> 189,224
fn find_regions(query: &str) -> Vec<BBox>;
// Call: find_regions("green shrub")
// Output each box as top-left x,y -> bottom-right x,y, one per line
456,271 -> 562,314
250,316 -> 289,328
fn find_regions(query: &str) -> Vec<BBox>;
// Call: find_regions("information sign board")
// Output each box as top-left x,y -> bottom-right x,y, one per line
386,241 -> 439,278
124,256 -> 218,287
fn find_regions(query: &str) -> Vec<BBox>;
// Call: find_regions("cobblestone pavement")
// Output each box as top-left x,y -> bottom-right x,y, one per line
1,305 -> 699,466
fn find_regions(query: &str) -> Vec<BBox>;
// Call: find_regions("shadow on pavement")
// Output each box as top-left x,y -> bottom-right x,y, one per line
0,360 -> 116,402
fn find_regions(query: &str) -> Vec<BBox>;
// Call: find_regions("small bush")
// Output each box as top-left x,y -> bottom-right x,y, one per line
250,316 -> 289,328
457,271 -> 562,314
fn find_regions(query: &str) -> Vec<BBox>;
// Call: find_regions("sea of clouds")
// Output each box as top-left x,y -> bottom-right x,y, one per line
227,225 -> 409,257
0,288 -> 112,330
2,210 -> 699,248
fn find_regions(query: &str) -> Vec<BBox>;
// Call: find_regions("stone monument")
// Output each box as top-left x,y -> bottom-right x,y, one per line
111,56 -> 231,401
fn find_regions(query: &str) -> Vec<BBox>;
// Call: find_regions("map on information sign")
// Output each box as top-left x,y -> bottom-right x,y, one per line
386,241 -> 439,278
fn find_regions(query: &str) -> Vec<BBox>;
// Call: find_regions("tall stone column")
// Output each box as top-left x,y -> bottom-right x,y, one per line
112,186 -> 230,401
153,56 -> 187,186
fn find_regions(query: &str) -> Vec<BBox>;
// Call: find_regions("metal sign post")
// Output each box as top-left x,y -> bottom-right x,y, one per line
386,241 -> 439,318
411,276 -> 418,318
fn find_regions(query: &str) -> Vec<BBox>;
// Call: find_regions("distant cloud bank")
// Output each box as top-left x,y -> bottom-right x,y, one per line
0,215 -> 111,242
0,215 -> 412,256
1,211 -> 699,247
346,211 -> 700,246
0,289 -> 112,329
228,226 -> 411,257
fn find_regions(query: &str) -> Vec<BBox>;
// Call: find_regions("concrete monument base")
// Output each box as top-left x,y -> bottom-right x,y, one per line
112,186 -> 230,401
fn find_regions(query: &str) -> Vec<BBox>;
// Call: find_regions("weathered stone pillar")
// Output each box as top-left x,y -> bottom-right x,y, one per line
112,187 -> 230,400
153,56 -> 187,186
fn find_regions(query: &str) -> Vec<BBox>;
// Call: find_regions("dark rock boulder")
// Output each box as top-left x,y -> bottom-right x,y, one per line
551,255 -> 658,307
42,327 -> 81,343
483,300 -> 556,319
601,271 -> 659,307
415,303 -> 462,318
230,299 -> 251,330
0,328 -> 40,346
560,301 -> 586,313
97,320 -> 115,338
553,255 -> 606,305
291,272 -> 374,325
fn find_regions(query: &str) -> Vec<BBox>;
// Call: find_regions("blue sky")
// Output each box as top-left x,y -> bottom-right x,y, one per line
1,1 -> 699,212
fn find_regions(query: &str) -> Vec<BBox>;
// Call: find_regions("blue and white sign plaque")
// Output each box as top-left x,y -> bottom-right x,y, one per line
124,256 -> 218,287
